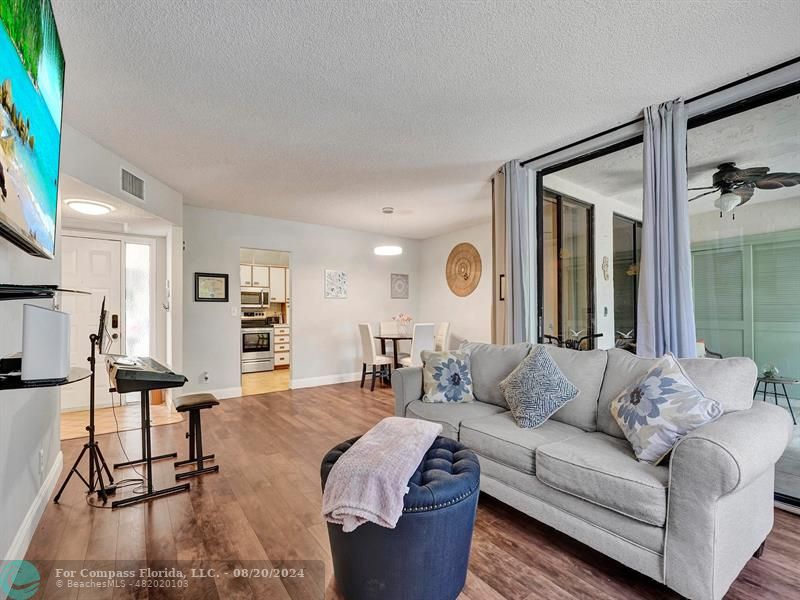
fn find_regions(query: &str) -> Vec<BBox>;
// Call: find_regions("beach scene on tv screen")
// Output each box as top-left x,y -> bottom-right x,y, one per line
0,0 -> 64,256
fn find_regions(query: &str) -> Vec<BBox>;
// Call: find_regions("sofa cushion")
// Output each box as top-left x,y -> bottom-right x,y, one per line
542,345 -> 608,431
459,411 -> 584,475
535,432 -> 669,526
598,349 -> 757,439
500,346 -> 579,428
405,399 -> 506,440
677,356 -> 756,413
460,342 -> 532,408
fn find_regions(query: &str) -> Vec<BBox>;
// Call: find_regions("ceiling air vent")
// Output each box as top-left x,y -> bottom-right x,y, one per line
121,168 -> 145,201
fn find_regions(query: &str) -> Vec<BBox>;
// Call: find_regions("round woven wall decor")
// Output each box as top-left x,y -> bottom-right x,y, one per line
446,243 -> 482,297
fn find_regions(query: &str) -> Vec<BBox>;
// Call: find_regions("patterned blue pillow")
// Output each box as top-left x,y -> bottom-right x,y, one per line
610,353 -> 722,464
421,351 -> 474,403
499,346 -> 579,428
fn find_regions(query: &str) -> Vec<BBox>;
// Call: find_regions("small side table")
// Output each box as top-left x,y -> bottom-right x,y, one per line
754,376 -> 798,425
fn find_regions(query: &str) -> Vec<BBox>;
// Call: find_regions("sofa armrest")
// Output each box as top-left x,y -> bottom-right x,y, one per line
665,401 -> 792,600
670,401 -> 792,497
392,367 -> 423,416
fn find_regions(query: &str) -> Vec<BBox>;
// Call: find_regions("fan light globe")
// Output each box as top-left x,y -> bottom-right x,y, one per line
374,245 -> 403,256
715,192 -> 741,213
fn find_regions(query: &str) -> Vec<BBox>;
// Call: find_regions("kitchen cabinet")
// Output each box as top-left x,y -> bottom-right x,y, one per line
274,325 -> 290,366
252,265 -> 269,287
240,264 -> 253,286
269,267 -> 287,302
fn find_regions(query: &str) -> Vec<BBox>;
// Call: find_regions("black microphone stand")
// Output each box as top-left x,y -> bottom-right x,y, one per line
53,331 -> 114,503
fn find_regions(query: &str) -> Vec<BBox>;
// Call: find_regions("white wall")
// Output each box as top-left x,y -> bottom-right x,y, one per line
60,127 -> 185,374
182,206 -> 420,393
60,125 -> 183,226
0,230 -> 62,560
543,174 -> 642,349
690,195 -> 800,243
418,221 -> 493,348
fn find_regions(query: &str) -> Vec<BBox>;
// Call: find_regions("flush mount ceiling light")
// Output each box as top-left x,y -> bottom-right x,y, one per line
374,207 -> 403,256
374,245 -> 403,256
65,199 -> 114,216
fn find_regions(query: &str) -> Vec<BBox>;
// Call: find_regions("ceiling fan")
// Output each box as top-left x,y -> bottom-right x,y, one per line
688,162 -> 800,216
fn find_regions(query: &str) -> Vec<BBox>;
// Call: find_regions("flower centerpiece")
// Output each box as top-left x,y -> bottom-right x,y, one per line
392,312 -> 413,336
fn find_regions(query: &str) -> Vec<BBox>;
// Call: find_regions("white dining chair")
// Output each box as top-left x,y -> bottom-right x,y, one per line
398,323 -> 436,368
434,322 -> 451,352
380,320 -> 399,359
359,323 -> 392,391
380,321 -> 399,335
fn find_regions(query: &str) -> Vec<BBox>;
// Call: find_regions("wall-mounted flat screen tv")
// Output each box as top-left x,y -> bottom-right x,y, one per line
0,0 -> 64,259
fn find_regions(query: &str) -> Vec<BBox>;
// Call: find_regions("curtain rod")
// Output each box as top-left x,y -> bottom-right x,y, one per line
519,55 -> 800,168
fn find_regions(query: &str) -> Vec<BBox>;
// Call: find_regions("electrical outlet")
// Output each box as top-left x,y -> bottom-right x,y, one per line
39,448 -> 44,478
201,371 -> 209,383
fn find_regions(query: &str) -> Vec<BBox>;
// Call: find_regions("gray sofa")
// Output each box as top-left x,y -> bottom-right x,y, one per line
392,343 -> 793,600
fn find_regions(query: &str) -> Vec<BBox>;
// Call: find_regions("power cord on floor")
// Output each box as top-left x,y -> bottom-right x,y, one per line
85,390 -> 148,509
110,391 -> 146,494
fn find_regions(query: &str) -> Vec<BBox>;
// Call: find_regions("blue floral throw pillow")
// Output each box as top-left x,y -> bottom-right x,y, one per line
610,353 -> 723,465
421,351 -> 474,403
499,346 -> 579,428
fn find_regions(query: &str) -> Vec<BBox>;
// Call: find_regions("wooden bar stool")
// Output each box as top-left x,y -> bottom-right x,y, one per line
173,393 -> 220,480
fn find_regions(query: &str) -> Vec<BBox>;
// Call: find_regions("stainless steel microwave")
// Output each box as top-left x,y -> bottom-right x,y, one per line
241,287 -> 269,308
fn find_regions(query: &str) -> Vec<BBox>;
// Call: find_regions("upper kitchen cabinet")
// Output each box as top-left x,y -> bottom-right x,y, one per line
240,264 -> 270,287
240,264 -> 253,286
252,265 -> 269,287
269,267 -> 287,302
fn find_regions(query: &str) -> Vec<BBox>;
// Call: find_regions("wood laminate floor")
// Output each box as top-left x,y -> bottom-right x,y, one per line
24,383 -> 800,599
60,402 -> 184,440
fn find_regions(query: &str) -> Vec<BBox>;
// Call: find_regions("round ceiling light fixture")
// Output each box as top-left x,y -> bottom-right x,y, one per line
66,199 -> 114,216
374,207 -> 403,256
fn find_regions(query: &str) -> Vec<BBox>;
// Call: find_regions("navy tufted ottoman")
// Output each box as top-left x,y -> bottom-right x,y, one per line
321,435 -> 480,600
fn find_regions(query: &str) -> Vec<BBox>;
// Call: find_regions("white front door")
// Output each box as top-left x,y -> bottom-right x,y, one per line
60,236 -> 123,411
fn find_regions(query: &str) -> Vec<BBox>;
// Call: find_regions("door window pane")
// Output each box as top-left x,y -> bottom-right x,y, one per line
541,191 -> 595,348
542,196 -> 559,338
125,243 -> 151,357
613,215 -> 641,351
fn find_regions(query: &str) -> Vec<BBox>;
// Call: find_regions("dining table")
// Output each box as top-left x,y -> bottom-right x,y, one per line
374,333 -> 413,371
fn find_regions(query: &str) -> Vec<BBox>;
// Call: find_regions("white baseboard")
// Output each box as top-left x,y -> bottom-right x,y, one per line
4,451 -> 63,561
202,386 -> 243,399
776,501 -> 800,515
291,371 -> 362,389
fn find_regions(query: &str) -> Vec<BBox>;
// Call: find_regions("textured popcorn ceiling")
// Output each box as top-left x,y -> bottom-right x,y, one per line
52,0 -> 800,238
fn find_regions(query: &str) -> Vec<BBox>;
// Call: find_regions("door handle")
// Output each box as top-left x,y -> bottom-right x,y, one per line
499,274 -> 505,301
111,333 -> 119,340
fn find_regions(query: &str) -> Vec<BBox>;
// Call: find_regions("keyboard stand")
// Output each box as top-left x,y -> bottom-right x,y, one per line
112,390 -> 189,508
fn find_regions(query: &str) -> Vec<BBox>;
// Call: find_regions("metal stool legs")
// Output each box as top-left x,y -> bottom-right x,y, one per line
175,408 -> 219,480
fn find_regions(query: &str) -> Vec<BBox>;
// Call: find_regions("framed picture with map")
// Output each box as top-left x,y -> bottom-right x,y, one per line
195,272 -> 229,302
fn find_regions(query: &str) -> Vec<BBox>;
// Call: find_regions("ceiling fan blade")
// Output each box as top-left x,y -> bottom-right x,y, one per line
734,166 -> 770,180
752,172 -> 800,189
734,184 -> 754,205
689,189 -> 719,202
688,185 -> 717,191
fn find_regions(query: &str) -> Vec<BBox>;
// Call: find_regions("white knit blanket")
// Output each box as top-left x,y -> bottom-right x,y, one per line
322,417 -> 442,532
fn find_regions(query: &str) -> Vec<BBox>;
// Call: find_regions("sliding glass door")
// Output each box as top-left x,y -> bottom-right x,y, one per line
613,215 -> 642,351
541,191 -> 595,348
